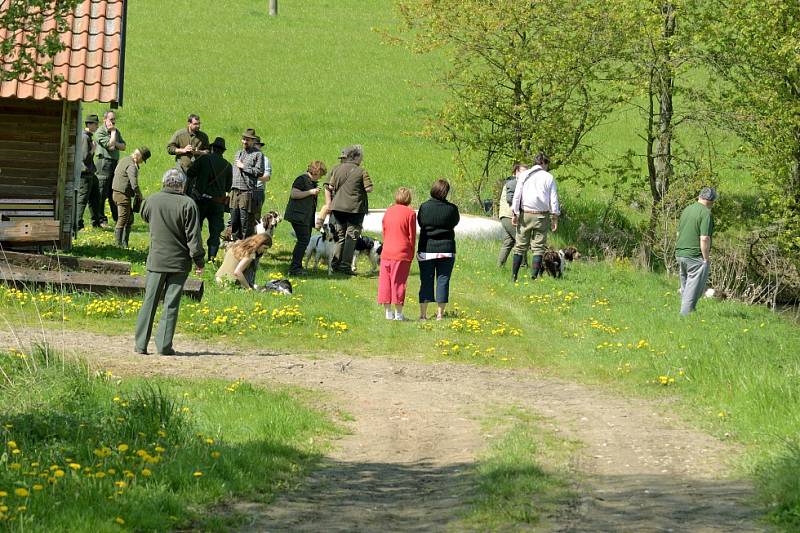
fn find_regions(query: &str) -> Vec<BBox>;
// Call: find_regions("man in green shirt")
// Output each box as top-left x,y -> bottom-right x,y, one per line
134,168 -> 205,356
95,110 -> 127,226
675,186 -> 717,315
167,113 -> 210,174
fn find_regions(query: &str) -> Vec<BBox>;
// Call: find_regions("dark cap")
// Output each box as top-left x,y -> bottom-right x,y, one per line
339,144 -> 363,160
211,137 -> 226,151
138,146 -> 151,163
84,114 -> 99,124
699,187 -> 718,201
241,128 -> 257,140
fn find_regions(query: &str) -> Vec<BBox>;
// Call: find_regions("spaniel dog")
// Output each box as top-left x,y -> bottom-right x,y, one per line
542,246 -> 580,278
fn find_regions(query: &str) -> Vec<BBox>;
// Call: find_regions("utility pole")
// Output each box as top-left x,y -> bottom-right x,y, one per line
269,0 -> 277,16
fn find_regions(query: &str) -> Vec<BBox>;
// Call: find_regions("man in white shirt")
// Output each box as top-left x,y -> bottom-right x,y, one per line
510,153 -> 560,282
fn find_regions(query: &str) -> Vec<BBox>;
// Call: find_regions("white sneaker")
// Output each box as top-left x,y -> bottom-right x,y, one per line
385,309 -> 395,320
394,312 -> 405,321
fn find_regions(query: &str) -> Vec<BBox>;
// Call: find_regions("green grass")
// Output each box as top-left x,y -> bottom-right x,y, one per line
9,0 -> 796,528
0,345 -> 338,531
460,407 -> 579,529
12,220 -> 800,527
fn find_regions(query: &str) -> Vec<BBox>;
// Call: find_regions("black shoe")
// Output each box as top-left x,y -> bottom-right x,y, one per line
288,268 -> 308,277
158,349 -> 176,356
334,268 -> 357,276
134,348 -> 148,355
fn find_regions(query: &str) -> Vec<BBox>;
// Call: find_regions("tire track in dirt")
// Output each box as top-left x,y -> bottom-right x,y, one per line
1,328 -> 765,532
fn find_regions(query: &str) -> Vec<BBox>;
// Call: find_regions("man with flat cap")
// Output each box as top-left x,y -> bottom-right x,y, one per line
167,113 -> 210,174
228,128 -> 264,241
675,186 -> 718,316
186,137 -> 233,261
95,110 -> 126,226
112,146 -> 151,248
328,144 -> 373,275
75,114 -> 101,231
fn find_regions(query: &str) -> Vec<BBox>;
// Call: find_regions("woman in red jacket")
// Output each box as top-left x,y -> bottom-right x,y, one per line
378,187 -> 417,320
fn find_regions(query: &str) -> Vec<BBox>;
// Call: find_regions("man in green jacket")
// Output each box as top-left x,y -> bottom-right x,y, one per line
167,113 -> 210,174
111,147 -> 150,247
675,186 -> 717,316
186,137 -> 232,261
134,168 -> 205,356
95,110 -> 126,226
328,144 -> 373,275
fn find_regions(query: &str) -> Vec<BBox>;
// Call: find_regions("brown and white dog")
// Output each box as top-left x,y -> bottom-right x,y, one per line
255,210 -> 282,238
542,246 -> 580,278
221,211 -> 282,243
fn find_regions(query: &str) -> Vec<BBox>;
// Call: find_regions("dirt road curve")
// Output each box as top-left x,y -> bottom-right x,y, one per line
2,329 -> 764,532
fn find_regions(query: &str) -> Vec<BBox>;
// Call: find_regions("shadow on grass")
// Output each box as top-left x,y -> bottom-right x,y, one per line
234,458 -> 762,532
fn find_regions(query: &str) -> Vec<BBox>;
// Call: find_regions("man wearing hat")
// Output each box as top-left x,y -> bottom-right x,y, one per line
167,113 -> 210,174
675,186 -> 718,315
328,144 -> 373,275
228,129 -> 264,240
95,110 -> 126,226
186,137 -> 232,261
75,114 -> 101,231
111,147 -> 150,248
248,136 -> 272,235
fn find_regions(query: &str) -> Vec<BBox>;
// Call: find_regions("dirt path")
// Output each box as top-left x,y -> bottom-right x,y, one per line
2,328 -> 765,532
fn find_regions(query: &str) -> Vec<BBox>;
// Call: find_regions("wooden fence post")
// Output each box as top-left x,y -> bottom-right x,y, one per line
269,0 -> 277,16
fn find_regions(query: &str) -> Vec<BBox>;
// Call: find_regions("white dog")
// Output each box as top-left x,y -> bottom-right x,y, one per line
304,223 -> 337,273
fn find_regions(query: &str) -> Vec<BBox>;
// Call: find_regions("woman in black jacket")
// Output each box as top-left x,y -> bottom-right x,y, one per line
417,179 -> 460,320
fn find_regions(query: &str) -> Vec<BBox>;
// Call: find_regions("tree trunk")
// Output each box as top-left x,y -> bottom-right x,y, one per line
644,2 -> 676,265
269,0 -> 278,16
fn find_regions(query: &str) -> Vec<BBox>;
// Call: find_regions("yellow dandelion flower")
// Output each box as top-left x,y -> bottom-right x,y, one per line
68,463 -> 80,470
117,444 -> 129,452
95,472 -> 106,479
115,517 -> 125,525
13,488 -> 28,497
0,491 -> 6,497
54,469 -> 65,478
6,441 -> 16,449
141,468 -> 152,477
154,446 -> 165,453
114,481 -> 126,488
32,484 -> 43,491
210,451 -> 221,459
192,471 -> 203,477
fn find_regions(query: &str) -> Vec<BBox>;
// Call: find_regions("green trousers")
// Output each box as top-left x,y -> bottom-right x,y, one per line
134,270 -> 188,354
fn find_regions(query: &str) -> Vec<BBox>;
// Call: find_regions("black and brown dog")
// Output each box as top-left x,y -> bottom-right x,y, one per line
542,246 -> 580,278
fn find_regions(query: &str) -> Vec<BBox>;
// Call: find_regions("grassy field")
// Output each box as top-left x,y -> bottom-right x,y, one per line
9,0 -> 798,529
0,346 -> 338,531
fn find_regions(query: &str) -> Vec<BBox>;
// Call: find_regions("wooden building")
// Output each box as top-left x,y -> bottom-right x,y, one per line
0,0 -> 126,250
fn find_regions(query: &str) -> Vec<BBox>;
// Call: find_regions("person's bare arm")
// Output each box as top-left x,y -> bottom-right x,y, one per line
700,235 -> 711,262
234,257 -> 254,289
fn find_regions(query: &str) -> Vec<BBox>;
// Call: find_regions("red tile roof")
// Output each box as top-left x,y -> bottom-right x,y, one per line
0,0 -> 125,104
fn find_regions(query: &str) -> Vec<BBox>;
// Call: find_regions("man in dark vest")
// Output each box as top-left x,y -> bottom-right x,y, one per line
167,113 -> 210,174
75,114 -> 101,231
134,168 -> 205,356
328,144 -> 373,275
186,137 -> 232,261
228,128 -> 264,241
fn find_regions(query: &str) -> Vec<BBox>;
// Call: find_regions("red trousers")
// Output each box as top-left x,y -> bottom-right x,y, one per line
377,259 -> 411,305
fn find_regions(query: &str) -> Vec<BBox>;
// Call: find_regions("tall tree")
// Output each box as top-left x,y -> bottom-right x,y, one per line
702,0 -> 800,258
393,0 -> 621,203
1,0 -> 79,96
